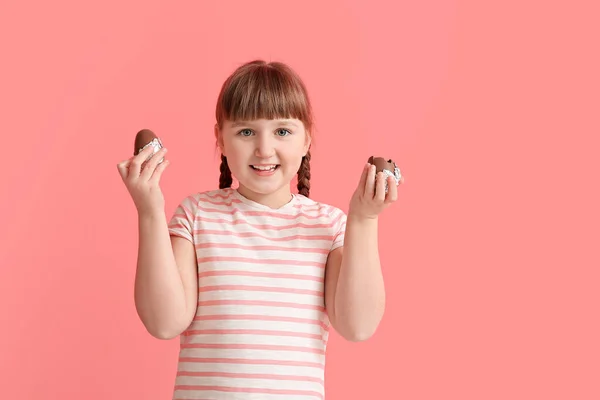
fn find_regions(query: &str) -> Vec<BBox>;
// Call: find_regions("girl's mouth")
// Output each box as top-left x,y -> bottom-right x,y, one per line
251,164 -> 279,171
250,164 -> 280,175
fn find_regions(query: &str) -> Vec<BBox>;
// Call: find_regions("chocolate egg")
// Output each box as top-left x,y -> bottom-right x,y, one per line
368,156 -> 402,192
134,129 -> 164,164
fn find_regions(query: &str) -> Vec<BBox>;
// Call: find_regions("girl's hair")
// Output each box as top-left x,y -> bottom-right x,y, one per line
215,60 -> 314,197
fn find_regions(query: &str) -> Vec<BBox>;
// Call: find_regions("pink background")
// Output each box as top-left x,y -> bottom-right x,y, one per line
1,0 -> 599,399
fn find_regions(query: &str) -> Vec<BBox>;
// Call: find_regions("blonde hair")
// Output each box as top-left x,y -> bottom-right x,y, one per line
215,60 -> 314,197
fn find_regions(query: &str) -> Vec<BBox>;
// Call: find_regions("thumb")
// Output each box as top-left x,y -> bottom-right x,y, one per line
116,157 -> 133,180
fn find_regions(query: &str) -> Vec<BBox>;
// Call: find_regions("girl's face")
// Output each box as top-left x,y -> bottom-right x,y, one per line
216,118 -> 311,207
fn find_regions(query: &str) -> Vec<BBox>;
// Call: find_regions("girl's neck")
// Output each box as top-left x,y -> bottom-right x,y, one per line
235,184 -> 294,209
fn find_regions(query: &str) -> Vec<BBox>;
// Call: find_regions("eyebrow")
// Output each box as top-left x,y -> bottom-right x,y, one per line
230,120 -> 299,128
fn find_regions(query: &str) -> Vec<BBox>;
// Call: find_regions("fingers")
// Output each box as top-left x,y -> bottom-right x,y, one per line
374,172 -> 386,202
357,163 -> 369,192
385,175 -> 398,203
140,147 -> 168,180
149,157 -> 170,184
363,164 -> 377,198
116,145 -> 167,183
128,145 -> 156,179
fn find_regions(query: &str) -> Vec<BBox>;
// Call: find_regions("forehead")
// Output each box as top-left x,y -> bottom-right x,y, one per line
227,118 -> 303,128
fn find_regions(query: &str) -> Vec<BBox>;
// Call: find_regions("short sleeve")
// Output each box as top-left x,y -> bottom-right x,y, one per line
167,195 -> 198,243
331,208 -> 347,251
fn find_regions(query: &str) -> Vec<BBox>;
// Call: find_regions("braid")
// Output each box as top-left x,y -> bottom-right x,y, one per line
297,151 -> 311,197
219,154 -> 233,189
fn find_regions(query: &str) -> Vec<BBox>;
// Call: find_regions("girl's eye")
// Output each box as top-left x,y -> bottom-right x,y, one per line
239,129 -> 253,136
276,129 -> 291,136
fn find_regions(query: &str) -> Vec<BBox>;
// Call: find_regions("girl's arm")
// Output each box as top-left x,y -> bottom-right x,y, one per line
134,211 -> 198,339
325,215 -> 384,342
325,163 -> 399,341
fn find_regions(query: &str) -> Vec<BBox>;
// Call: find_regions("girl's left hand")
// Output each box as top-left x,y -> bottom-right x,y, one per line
348,162 -> 402,220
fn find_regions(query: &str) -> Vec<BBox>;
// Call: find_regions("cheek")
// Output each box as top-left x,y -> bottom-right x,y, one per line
283,153 -> 304,173
224,146 -> 246,173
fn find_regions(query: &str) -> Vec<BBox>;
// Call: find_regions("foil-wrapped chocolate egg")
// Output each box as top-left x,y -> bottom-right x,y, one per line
134,129 -> 164,164
368,156 -> 402,192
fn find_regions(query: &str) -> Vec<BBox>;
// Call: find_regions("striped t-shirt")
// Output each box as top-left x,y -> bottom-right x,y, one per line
167,187 -> 347,400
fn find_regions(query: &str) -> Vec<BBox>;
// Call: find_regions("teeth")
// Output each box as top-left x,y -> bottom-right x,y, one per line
253,165 -> 276,171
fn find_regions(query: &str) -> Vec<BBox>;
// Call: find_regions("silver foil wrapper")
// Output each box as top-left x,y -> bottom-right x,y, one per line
138,137 -> 164,164
382,165 -> 402,193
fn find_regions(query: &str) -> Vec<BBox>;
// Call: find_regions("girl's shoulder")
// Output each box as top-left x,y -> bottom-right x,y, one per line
177,187 -> 236,204
294,194 -> 347,220
170,188 -> 235,216
294,192 -> 343,209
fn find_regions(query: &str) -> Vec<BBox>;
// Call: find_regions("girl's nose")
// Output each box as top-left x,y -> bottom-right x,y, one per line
255,135 -> 275,158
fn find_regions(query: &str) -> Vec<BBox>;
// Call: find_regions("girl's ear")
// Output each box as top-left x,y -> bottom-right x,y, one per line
304,132 -> 312,155
215,123 -> 225,155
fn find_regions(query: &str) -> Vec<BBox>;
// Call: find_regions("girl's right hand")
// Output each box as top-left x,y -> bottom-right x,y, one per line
117,146 -> 170,216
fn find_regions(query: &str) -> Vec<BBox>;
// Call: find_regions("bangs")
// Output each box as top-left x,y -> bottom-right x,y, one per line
216,61 -> 312,129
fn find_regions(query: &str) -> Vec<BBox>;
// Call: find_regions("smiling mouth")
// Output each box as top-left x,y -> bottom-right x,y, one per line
250,165 -> 280,171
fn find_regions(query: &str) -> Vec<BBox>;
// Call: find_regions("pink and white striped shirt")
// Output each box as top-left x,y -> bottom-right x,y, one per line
167,187 -> 347,400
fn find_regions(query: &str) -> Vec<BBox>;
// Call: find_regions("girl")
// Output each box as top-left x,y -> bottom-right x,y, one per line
117,60 -> 400,399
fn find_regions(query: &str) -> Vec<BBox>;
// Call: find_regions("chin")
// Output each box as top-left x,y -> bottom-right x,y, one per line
237,177 -> 287,196
245,183 -> 285,195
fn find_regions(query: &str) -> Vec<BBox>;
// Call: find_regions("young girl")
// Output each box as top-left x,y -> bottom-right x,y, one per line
117,60 -> 400,399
